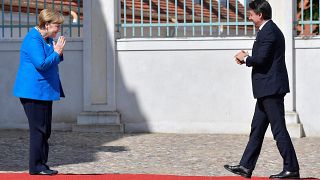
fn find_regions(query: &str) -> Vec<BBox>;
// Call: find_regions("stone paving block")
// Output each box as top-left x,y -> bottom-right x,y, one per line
0,130 -> 319,178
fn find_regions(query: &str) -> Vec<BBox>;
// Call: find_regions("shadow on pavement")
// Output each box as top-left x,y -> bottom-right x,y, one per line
0,130 -> 136,172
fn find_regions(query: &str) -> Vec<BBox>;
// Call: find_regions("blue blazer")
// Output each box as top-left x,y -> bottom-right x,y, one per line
13,27 -> 64,101
246,20 -> 290,99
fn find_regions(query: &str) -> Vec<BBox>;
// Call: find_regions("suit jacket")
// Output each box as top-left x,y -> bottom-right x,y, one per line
246,20 -> 290,99
13,27 -> 64,101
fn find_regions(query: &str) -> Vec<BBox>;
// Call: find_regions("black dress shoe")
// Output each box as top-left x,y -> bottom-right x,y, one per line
269,170 -> 300,179
30,169 -> 58,175
224,164 -> 252,178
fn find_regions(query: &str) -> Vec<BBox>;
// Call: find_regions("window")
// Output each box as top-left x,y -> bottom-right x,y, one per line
0,0 -> 83,38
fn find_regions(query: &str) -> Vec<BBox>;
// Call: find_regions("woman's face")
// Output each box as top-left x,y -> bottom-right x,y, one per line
46,23 -> 61,38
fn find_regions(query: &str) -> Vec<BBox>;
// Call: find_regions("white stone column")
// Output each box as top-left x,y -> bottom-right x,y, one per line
268,0 -> 303,137
74,0 -> 122,132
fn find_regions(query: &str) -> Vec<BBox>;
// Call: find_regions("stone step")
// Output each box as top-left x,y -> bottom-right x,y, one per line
285,111 -> 300,124
72,124 -> 124,133
77,111 -> 120,125
266,123 -> 304,138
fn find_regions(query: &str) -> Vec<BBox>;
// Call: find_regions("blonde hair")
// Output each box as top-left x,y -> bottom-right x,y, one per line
38,9 -> 64,28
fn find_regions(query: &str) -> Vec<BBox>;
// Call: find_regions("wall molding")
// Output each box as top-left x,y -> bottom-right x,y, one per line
295,37 -> 320,49
117,37 -> 255,51
0,38 -> 83,52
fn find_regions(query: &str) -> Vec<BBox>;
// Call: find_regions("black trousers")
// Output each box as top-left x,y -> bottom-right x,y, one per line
20,98 -> 53,173
239,94 -> 299,172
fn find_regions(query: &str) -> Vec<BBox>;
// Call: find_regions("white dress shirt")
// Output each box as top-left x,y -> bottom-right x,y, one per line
243,20 -> 271,62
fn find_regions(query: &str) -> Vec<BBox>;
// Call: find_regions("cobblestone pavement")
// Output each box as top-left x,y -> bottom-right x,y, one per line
0,130 -> 319,178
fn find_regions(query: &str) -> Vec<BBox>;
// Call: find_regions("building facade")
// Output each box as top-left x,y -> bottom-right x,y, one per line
0,0 -> 319,137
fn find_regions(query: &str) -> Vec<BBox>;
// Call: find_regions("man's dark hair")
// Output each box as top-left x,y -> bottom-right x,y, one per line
249,0 -> 272,20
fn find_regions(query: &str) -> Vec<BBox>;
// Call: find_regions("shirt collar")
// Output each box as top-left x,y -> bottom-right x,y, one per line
259,20 -> 270,31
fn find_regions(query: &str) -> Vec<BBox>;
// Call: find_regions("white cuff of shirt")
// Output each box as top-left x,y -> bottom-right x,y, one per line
244,55 -> 248,63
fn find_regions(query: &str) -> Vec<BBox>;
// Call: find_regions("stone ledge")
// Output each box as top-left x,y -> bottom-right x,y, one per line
285,111 -> 300,124
75,111 -> 123,133
77,111 -> 120,125
266,123 -> 304,138
72,124 -> 124,133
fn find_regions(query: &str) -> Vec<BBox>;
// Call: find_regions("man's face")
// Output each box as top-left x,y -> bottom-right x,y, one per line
248,10 -> 263,28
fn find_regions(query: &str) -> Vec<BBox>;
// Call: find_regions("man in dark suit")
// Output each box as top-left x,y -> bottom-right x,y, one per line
224,0 -> 300,179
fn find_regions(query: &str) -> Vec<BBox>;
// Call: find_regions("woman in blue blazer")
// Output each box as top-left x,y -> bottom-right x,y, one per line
13,9 -> 66,175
